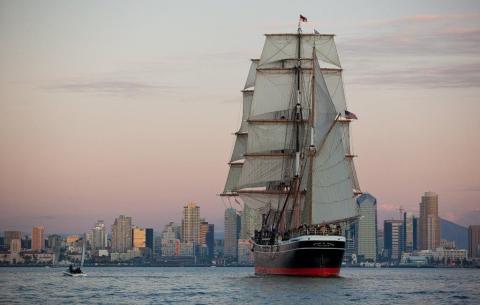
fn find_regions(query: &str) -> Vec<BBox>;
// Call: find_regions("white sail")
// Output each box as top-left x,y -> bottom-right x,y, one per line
230,134 -> 247,162
81,236 -> 86,267
238,156 -> 292,188
339,122 -> 361,192
250,70 -> 295,118
311,123 -> 357,223
247,123 -> 295,154
323,69 -> 347,114
240,192 -> 286,211
259,34 -> 341,68
244,59 -> 259,89
223,163 -> 242,194
238,90 -> 253,134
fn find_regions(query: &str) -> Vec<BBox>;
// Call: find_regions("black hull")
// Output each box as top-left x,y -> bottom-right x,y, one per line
253,236 -> 345,277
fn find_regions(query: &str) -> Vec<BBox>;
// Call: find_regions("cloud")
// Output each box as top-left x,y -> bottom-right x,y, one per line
348,62 -> 480,88
47,80 -> 176,95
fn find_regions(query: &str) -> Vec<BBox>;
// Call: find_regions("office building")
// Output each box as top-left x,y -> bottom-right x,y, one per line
356,193 -> 377,261
384,220 -> 403,260
132,227 -> 146,248
224,208 -> 240,261
145,228 -> 154,253
47,234 -> 62,250
419,191 -> 440,250
32,226 -> 44,252
206,224 -> 214,259
161,222 -> 181,256
91,220 -> 107,250
468,225 -> 480,259
4,231 -> 22,251
111,215 -> 133,253
240,204 -> 262,240
402,212 -> 418,253
182,203 -> 200,244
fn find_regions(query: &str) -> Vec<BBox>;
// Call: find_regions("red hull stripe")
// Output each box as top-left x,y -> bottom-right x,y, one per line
255,266 -> 340,277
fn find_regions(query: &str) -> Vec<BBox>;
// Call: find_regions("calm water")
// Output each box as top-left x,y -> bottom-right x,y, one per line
0,267 -> 479,304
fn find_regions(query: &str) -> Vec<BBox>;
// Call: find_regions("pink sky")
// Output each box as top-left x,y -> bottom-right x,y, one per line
0,1 -> 479,234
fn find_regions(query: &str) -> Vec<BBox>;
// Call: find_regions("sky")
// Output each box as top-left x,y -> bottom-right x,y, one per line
0,0 -> 479,234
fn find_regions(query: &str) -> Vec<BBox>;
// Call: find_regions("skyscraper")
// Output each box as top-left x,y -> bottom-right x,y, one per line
224,208 -> 240,261
402,212 -> 418,253
111,215 -> 132,253
384,220 -> 402,260
468,225 -> 480,258
32,226 -> 44,252
91,220 -> 107,250
145,228 -> 154,253
161,222 -> 181,256
4,231 -> 21,251
182,203 -> 200,244
419,191 -> 440,250
206,224 -> 214,259
132,227 -> 146,248
240,204 -> 262,240
356,193 -> 377,261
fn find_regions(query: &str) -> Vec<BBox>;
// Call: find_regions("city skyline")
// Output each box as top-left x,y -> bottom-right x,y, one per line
1,0 -> 479,233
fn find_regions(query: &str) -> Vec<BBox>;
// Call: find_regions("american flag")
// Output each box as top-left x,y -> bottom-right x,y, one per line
299,14 -> 308,22
344,110 -> 358,120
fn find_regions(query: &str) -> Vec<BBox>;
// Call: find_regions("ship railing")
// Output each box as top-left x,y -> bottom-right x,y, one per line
289,225 -> 343,238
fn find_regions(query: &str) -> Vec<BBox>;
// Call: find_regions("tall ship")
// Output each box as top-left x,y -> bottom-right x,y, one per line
221,16 -> 361,277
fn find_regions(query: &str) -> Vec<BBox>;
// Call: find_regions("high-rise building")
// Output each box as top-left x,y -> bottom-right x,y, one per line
356,193 -> 377,261
224,208 -> 240,261
384,220 -> 402,260
32,226 -> 44,252
4,231 -> 22,250
182,203 -> 200,244
145,228 -> 154,253
161,222 -> 181,256
111,215 -> 132,253
132,227 -> 146,248
199,220 -> 209,246
10,239 -> 21,254
91,220 -> 107,250
468,225 -> 480,259
419,191 -> 440,250
402,212 -> 418,253
206,224 -> 214,259
240,204 -> 262,240
47,234 -> 62,250
377,229 -> 384,257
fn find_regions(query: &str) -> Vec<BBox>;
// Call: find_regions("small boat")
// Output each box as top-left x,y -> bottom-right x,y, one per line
63,234 -> 87,277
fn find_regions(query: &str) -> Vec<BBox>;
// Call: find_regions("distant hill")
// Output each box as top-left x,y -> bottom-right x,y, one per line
440,218 -> 468,249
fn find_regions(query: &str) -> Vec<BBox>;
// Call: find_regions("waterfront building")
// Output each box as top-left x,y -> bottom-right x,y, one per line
240,204 -> 262,240
206,224 -> 214,259
161,222 -> 181,256
47,234 -> 62,250
238,239 -> 253,265
91,220 -> 107,250
132,226 -> 146,248
66,235 -> 80,245
402,212 -> 418,253
384,220 -> 403,260
224,208 -> 240,261
182,203 -> 200,244
4,231 -> 22,250
111,215 -> 133,253
419,191 -> 440,250
377,229 -> 384,257
468,225 -> 480,259
418,247 -> 467,262
179,242 -> 194,257
439,239 -> 456,249
154,236 -> 162,255
145,228 -> 154,254
356,193 -> 377,261
32,226 -> 44,252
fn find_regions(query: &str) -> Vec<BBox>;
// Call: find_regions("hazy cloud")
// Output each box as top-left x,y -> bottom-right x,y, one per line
47,80 -> 176,95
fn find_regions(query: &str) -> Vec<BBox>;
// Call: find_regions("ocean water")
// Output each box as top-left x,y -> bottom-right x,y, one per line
0,267 -> 479,305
